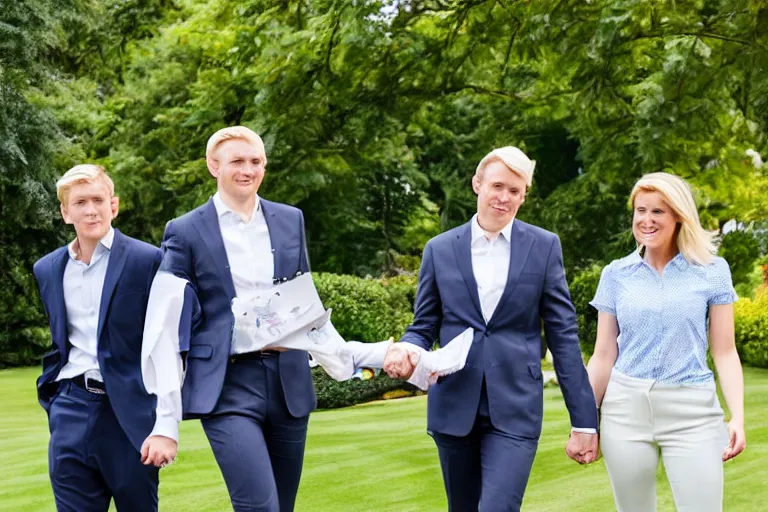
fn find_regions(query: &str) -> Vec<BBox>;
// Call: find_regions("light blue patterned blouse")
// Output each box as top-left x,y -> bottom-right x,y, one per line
590,251 -> 738,384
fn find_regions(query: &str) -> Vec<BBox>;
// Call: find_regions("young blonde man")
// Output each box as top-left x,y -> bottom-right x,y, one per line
159,127 -> 314,512
33,165 -> 177,511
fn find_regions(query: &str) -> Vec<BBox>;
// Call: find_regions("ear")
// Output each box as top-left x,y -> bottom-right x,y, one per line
111,195 -> 120,220
60,203 -> 73,225
207,156 -> 220,179
472,175 -> 481,195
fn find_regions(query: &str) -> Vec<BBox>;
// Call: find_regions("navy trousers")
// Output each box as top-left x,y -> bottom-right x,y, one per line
430,380 -> 539,512
202,355 -> 309,512
47,381 -> 159,512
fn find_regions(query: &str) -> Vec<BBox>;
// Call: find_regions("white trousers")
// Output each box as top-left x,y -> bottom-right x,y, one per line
600,370 -> 728,512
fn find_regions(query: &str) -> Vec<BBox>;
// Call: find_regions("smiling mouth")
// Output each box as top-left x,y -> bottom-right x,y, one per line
639,228 -> 658,237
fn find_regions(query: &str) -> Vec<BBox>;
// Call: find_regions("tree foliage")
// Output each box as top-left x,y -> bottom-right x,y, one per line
3,0 -> 768,364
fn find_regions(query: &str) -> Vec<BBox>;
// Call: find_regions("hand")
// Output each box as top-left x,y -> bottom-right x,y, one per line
141,435 -> 178,468
383,343 -> 417,379
722,419 -> 746,461
565,432 -> 599,464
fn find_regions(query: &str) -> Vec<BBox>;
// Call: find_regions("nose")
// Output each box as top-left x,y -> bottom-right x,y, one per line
85,201 -> 98,216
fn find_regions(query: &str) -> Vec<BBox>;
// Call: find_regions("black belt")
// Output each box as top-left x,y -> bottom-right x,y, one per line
71,374 -> 107,394
230,350 -> 281,363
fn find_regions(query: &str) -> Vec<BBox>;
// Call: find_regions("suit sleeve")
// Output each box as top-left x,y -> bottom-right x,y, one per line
539,235 -> 598,430
399,242 -> 441,351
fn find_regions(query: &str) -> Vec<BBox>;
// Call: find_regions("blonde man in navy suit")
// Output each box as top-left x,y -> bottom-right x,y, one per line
159,127 -> 314,512
33,165 -> 178,511
385,147 -> 599,512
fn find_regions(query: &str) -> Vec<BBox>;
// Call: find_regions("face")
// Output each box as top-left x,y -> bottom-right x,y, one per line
60,180 -> 119,243
209,139 -> 266,202
632,191 -> 679,252
473,160 -> 527,232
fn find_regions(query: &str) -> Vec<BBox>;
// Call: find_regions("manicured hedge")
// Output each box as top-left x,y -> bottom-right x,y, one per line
734,286 -> 768,369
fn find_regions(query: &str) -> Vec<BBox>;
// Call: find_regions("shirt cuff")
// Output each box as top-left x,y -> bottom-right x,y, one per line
571,427 -> 597,434
149,410 -> 179,443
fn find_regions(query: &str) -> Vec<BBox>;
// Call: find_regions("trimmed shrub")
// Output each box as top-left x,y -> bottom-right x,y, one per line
568,264 -> 603,356
313,368 -> 421,409
314,272 -> 415,343
734,286 -> 768,369
312,272 -> 419,408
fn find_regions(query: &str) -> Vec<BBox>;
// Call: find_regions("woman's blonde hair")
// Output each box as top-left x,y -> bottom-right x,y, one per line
629,172 -> 716,266
56,164 -> 115,204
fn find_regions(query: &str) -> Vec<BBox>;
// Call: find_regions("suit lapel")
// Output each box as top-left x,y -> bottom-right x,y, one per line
51,248 -> 70,355
196,199 -> 237,299
97,229 -> 129,341
487,221 -> 534,328
452,222 -> 484,322
260,199 -> 283,280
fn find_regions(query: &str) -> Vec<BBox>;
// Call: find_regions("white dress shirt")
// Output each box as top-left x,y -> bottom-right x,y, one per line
212,192 -> 276,354
56,228 -> 114,382
469,215 -> 595,434
470,215 -> 512,323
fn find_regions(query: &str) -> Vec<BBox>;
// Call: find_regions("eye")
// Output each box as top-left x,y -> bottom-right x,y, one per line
75,200 -> 85,206
233,159 -> 243,164
95,198 -> 103,204
653,208 -> 664,214
636,207 -> 646,213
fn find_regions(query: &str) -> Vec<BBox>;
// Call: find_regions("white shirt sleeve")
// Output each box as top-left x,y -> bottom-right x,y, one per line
141,271 -> 190,442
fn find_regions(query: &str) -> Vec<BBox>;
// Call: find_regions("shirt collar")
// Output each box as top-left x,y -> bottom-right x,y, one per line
617,249 -> 690,270
213,192 -> 261,220
67,227 -> 114,261
471,214 -> 514,244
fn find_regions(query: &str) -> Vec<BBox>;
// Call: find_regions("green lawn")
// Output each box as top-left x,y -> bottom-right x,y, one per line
1,367 -> 766,511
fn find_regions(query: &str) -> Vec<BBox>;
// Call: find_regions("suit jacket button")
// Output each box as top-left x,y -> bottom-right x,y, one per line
485,331 -> 491,336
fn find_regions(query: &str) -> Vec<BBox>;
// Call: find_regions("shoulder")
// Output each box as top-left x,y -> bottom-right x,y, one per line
170,202 -> 209,232
427,223 -> 467,250
701,256 -> 732,279
601,252 -> 642,280
117,231 -> 162,262
261,198 -> 302,218
517,220 -> 558,243
121,233 -> 161,255
33,246 -> 68,278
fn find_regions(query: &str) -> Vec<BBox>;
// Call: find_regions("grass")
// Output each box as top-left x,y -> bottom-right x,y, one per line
1,366 -> 766,511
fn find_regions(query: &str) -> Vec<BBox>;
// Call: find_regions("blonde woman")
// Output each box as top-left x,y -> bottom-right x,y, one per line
587,172 -> 746,512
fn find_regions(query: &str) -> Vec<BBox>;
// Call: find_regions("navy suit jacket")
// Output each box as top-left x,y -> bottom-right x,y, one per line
160,198 -> 316,418
401,219 -> 598,438
33,229 -> 162,451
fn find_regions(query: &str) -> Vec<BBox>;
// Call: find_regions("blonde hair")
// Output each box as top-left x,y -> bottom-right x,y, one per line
630,172 -> 716,265
56,164 -> 115,204
475,146 -> 535,188
206,126 -> 267,164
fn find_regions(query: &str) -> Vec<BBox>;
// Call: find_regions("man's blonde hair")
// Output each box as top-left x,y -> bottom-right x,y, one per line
56,164 -> 115,204
630,172 -> 716,266
475,146 -> 536,188
206,126 -> 267,164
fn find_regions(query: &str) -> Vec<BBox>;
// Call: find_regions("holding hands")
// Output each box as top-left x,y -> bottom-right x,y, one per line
383,343 -> 420,379
565,432 -> 599,465
141,435 -> 178,469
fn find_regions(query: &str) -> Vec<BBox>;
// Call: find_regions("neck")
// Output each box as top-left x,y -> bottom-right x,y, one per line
220,189 -> 257,221
476,214 -> 509,241
643,244 -> 678,273
74,236 -> 100,265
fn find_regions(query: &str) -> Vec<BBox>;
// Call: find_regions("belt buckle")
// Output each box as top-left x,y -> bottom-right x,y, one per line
84,375 -> 106,394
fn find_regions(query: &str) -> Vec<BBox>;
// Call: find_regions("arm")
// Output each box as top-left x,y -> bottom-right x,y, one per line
540,236 -> 598,431
709,303 -> 746,461
399,242 -> 441,351
140,224 -> 197,467
586,312 -> 619,406
385,242 -> 441,378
